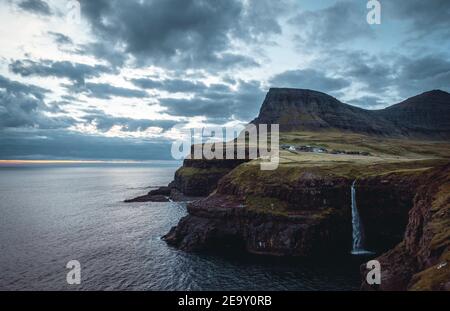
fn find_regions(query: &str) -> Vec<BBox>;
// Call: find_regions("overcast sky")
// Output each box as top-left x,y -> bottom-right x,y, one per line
0,0 -> 449,160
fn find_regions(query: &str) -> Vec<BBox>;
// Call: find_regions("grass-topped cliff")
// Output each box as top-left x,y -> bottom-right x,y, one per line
220,130 -> 449,213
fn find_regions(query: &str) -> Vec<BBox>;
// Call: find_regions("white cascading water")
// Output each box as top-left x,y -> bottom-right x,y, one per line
351,180 -> 372,255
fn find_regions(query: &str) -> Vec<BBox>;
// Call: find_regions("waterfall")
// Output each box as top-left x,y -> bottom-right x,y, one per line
351,180 -> 372,255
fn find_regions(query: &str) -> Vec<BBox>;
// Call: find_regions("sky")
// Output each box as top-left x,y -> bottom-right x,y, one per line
0,0 -> 449,160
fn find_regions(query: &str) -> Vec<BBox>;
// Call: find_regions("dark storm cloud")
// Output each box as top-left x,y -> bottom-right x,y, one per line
17,0 -> 51,16
345,52 -> 450,96
394,55 -> 450,96
386,0 -> 450,38
78,42 -> 128,68
81,110 -> 177,132
0,75 -> 74,129
398,55 -> 450,81
0,92 -> 74,129
158,80 -> 265,120
328,50 -> 394,94
70,83 -> 148,99
78,0 -> 281,69
289,1 -> 373,48
314,49 -> 450,105
9,59 -> 114,85
0,74 -> 48,99
269,69 -> 350,93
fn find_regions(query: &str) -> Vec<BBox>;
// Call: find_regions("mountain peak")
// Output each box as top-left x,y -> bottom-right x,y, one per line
418,89 -> 450,97
266,88 -> 339,101
252,87 -> 394,134
399,89 -> 450,104
252,88 -> 450,139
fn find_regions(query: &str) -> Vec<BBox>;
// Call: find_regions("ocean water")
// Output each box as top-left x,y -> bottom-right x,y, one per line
0,162 -> 362,290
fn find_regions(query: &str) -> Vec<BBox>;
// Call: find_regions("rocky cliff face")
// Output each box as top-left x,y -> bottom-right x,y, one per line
163,164 -> 425,257
252,88 -> 450,139
163,193 -> 352,256
356,172 -> 422,251
170,159 -> 248,197
361,164 -> 450,290
125,157 -> 248,202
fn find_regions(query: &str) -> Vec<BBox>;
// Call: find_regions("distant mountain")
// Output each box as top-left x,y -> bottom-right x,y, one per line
379,90 -> 450,139
251,88 -> 450,139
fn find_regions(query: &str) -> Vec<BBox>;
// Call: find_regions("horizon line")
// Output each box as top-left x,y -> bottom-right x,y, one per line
0,159 -> 179,164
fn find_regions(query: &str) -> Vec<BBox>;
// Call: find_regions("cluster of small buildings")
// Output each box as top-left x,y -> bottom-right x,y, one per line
281,144 -> 370,156
281,144 -> 326,153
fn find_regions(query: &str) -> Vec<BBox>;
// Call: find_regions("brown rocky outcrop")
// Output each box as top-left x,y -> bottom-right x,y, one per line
361,164 -> 450,290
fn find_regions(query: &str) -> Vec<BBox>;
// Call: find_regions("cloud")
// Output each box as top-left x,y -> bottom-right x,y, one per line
131,77 -> 206,93
309,49 -> 450,104
289,1 -> 374,48
398,55 -> 450,81
48,32 -> 73,45
347,95 -> 387,109
0,75 -> 74,129
395,54 -> 450,96
9,59 -> 114,85
17,0 -> 51,16
269,69 -> 350,93
78,0 -> 281,69
70,82 -> 148,99
77,42 -> 128,68
0,92 -> 73,129
0,74 -> 175,159
0,74 -> 48,99
158,80 -> 264,120
386,0 -> 450,38
327,50 -> 394,94
81,110 -> 177,132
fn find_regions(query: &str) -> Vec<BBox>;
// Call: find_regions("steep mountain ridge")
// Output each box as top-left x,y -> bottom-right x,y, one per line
379,90 -> 450,139
252,88 -> 450,139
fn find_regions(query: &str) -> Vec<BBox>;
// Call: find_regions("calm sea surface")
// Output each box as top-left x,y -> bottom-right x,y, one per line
0,162 -> 362,290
